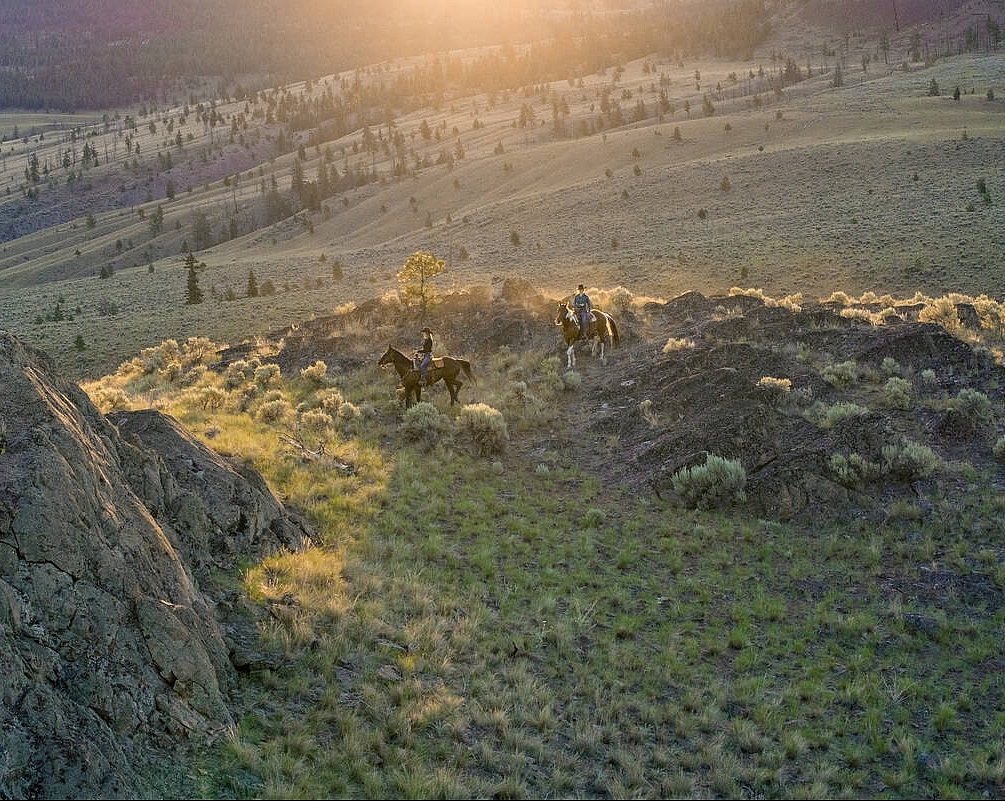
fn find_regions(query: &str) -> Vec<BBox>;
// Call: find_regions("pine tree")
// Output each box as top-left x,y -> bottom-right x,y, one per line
185,253 -> 203,305
397,250 -> 445,316
247,269 -> 259,298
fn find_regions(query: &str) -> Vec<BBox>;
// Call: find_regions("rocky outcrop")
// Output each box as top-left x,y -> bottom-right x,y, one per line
0,330 -> 314,799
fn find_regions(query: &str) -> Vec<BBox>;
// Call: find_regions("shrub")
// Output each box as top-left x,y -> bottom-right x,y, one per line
508,380 -> 528,399
829,453 -> 881,488
993,436 -> 1005,462
918,297 -> 960,331
160,361 -> 183,383
316,388 -> 346,413
226,384 -> 259,412
300,360 -> 329,385
972,294 -> 1005,337
881,376 -> 913,409
881,440 -> 939,481
196,386 -> 226,410
399,402 -> 454,447
607,285 -> 634,312
89,386 -> 132,413
458,403 -> 509,456
254,363 -> 282,388
299,408 -> 335,432
839,306 -> 873,323
820,360 -> 858,387
756,376 -> 792,399
561,370 -> 582,391
919,369 -> 938,389
947,388 -> 995,434
881,357 -> 901,376
223,359 -> 255,389
663,337 -> 695,353
258,398 -> 292,423
808,401 -> 870,428
336,401 -> 361,420
871,307 -> 903,325
670,454 -> 747,510
535,356 -> 566,396
639,399 -> 658,426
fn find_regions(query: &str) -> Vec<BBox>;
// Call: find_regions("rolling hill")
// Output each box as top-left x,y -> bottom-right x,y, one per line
0,0 -> 1001,385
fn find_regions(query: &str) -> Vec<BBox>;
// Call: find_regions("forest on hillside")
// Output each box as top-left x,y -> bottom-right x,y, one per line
0,0 -> 773,111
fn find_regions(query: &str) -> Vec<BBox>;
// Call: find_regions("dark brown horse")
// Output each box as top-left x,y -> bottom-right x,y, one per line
378,345 -> 475,408
554,302 -> 620,368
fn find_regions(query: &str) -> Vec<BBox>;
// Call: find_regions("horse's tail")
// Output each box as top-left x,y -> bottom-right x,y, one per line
460,359 -> 475,384
607,314 -> 620,348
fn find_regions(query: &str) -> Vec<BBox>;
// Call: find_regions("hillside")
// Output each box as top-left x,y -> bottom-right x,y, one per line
0,1 -> 1003,383
5,274 -> 1002,797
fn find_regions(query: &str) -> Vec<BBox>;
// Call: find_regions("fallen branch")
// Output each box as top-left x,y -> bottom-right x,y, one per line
279,431 -> 355,474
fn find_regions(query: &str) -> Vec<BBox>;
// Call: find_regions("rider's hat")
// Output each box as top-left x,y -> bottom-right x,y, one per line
421,326 -> 432,333
577,284 -> 585,291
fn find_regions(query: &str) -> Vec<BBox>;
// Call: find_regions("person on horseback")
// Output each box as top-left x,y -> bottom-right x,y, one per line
573,284 -> 592,341
416,326 -> 433,385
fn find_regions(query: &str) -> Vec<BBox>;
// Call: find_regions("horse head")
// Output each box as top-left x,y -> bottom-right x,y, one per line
377,346 -> 393,366
555,303 -> 577,327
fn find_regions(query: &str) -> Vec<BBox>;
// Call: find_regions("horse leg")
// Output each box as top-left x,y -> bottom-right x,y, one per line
566,343 -> 575,369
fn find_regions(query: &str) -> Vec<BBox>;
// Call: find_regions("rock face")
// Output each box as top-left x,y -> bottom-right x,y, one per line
0,331 -> 313,798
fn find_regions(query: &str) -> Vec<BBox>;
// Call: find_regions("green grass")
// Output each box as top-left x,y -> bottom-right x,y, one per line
82,328 -> 1005,799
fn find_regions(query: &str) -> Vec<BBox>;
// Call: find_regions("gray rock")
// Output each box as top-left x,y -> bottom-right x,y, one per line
0,330 -> 314,798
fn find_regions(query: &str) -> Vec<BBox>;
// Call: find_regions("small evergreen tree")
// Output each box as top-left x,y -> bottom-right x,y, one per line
247,269 -> 259,297
184,253 -> 203,305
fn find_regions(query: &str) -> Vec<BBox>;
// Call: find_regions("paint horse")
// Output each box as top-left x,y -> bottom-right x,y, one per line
554,302 -> 620,368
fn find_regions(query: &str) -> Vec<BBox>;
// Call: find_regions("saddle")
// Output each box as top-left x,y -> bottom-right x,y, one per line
411,356 -> 443,374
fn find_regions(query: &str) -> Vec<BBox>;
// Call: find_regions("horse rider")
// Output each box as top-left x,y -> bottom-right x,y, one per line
416,326 -> 434,385
573,284 -> 592,341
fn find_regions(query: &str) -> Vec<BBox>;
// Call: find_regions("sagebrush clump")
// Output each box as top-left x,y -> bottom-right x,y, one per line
947,388 -> 994,434
670,454 -> 747,510
399,401 -> 454,447
458,403 -> 509,456
830,439 -> 939,487
820,360 -> 859,387
881,376 -> 913,409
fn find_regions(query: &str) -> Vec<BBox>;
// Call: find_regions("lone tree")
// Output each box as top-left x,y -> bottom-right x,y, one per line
184,253 -> 203,305
246,269 -> 259,298
397,250 -> 445,317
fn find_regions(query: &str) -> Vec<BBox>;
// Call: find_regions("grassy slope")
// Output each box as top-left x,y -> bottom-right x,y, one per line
83,287 -> 1005,799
